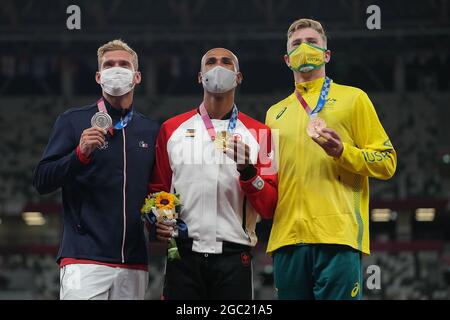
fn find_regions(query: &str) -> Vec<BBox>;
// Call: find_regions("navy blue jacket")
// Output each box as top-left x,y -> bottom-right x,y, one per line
33,98 -> 159,265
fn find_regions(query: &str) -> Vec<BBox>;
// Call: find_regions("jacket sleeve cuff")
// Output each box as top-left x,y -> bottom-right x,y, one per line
333,142 -> 362,172
238,164 -> 257,181
76,145 -> 91,165
239,167 -> 265,194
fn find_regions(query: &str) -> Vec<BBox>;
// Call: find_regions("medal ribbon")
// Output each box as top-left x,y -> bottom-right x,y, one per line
97,98 -> 134,134
294,76 -> 331,118
199,102 -> 238,142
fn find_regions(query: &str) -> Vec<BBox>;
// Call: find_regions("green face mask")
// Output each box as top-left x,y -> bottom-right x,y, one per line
288,42 -> 326,73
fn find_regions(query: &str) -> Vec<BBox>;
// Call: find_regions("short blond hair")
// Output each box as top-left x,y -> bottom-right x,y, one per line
97,39 -> 138,70
287,18 -> 327,47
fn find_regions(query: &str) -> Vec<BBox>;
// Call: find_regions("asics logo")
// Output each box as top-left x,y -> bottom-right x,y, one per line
276,107 -> 287,120
351,282 -> 360,298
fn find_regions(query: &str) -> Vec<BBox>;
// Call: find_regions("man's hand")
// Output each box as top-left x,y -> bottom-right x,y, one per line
156,221 -> 176,242
78,127 -> 106,158
224,137 -> 251,171
312,128 -> 344,158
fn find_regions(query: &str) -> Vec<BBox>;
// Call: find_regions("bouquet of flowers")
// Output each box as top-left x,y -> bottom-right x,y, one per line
141,191 -> 182,261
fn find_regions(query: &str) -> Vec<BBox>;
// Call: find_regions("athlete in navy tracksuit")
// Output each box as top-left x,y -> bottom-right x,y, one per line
33,40 -> 159,299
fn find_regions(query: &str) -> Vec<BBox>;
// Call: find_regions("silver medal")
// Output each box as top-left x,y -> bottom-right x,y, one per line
91,112 -> 112,130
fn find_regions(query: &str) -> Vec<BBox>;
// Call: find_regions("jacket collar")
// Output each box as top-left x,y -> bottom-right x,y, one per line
295,76 -> 329,95
102,96 -> 133,119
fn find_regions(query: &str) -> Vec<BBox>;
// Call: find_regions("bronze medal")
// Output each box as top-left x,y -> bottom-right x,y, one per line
306,117 -> 326,138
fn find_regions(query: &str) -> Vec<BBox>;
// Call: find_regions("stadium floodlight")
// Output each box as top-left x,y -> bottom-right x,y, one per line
415,208 -> 435,222
22,211 -> 46,226
371,208 -> 393,222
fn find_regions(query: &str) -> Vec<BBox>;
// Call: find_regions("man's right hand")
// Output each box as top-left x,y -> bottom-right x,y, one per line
79,127 -> 107,158
156,221 -> 175,242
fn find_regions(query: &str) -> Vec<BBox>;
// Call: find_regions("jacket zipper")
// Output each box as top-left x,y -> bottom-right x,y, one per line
121,126 -> 127,263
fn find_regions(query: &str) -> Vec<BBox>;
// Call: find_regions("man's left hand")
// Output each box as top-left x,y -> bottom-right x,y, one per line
312,128 -> 344,158
224,137 -> 251,171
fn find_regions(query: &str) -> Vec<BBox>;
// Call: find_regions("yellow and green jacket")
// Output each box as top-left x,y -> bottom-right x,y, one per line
265,77 -> 396,255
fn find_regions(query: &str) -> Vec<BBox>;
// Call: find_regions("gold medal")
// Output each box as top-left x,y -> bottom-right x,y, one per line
306,117 -> 326,138
214,131 -> 228,150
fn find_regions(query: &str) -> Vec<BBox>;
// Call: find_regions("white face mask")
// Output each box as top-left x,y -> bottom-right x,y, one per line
201,66 -> 238,93
100,67 -> 135,96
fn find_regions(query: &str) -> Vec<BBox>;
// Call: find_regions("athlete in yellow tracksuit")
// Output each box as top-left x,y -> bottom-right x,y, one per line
266,18 -> 396,300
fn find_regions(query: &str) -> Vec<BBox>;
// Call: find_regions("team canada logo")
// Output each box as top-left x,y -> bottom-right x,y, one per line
241,252 -> 251,267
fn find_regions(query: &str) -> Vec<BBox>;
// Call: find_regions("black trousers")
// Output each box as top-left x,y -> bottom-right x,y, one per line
162,239 -> 253,300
